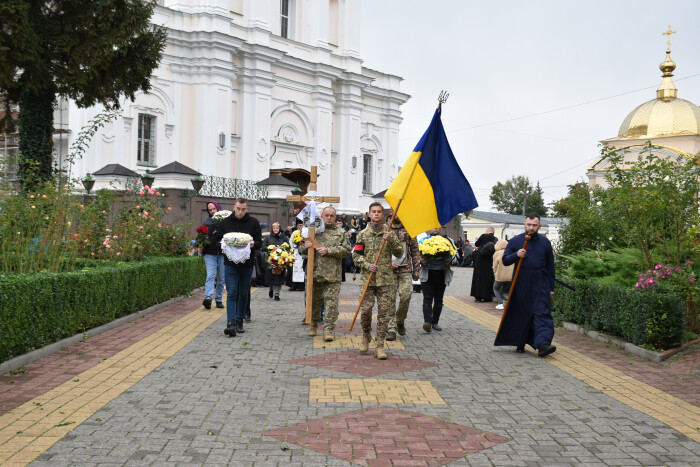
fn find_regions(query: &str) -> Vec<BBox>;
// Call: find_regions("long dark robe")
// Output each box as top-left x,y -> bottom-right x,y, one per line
494,232 -> 555,349
470,233 -> 497,301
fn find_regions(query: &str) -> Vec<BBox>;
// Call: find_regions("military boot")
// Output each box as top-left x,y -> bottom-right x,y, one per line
359,333 -> 371,353
397,322 -> 406,336
308,323 -> 318,337
323,331 -> 334,342
386,330 -> 396,341
373,346 -> 387,360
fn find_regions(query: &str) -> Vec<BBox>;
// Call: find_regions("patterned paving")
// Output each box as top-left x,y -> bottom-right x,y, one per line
312,336 -> 405,349
263,405 -> 510,466
287,349 -> 437,377
309,378 -> 445,404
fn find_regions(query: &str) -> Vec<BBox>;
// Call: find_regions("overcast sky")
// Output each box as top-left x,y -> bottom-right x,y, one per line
359,0 -> 700,213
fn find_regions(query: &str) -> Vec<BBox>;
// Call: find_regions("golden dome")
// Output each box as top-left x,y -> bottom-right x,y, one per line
618,97 -> 700,138
618,31 -> 700,139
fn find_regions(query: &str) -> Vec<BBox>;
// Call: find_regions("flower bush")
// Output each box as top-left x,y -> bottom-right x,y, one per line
266,242 -> 295,271
418,235 -> 456,261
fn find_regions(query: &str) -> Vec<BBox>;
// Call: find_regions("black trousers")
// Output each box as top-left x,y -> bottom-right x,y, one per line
422,269 -> 446,325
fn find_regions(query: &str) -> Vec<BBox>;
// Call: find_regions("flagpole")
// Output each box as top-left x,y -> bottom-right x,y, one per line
349,199 -> 403,332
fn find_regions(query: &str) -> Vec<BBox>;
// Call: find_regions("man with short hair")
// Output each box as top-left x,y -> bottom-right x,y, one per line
353,202 -> 403,360
213,198 -> 262,336
298,206 -> 351,341
494,213 -> 556,357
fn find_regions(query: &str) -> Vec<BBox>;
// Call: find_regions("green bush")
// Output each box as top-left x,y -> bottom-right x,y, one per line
559,248 -> 646,287
0,256 -> 205,363
552,278 -> 685,350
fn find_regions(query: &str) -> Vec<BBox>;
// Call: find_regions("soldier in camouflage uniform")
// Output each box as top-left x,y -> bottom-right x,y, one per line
352,202 -> 403,360
388,216 -> 421,339
298,206 -> 351,341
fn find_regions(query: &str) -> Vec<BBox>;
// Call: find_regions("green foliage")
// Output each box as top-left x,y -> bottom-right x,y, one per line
17,90 -> 55,189
0,257 -> 205,363
0,0 -> 167,185
552,278 -> 686,350
489,176 -> 547,217
558,144 -> 700,269
559,248 -> 645,286
549,181 -> 588,218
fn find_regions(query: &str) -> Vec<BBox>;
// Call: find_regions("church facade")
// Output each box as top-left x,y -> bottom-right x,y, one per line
55,0 -> 409,214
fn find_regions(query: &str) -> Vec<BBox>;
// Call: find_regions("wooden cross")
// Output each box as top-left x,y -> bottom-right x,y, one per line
286,166 -> 340,325
662,25 -> 676,50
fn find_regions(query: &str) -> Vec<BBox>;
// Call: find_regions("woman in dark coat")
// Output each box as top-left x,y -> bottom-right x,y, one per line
263,222 -> 289,301
470,229 -> 497,302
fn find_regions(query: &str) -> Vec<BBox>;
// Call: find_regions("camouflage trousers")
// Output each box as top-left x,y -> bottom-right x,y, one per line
311,281 -> 340,332
360,285 -> 394,347
389,272 -> 413,332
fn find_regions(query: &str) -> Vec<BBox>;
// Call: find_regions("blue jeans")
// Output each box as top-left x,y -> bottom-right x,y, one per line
204,254 -> 225,302
225,264 -> 254,323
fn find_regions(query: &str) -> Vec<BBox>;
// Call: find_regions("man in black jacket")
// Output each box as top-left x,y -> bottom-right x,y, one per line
213,198 -> 262,336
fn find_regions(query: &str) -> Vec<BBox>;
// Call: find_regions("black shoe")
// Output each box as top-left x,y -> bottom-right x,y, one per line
216,302 -> 224,309
515,346 -> 525,353
397,323 -> 406,336
431,323 -> 442,331
203,298 -> 212,309
224,322 -> 236,337
274,296 -> 280,301
245,316 -> 251,323
269,288 -> 273,298
236,320 -> 245,333
537,344 -> 556,357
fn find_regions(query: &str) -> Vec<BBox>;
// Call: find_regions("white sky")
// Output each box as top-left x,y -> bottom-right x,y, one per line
360,0 -> 700,212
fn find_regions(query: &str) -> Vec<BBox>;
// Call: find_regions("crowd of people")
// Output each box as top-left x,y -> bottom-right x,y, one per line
200,199 -> 557,359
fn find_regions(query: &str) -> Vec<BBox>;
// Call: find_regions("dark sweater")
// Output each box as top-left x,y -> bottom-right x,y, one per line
212,213 -> 263,267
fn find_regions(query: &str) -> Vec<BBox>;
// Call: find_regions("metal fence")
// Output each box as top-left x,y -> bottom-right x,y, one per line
198,175 -> 268,200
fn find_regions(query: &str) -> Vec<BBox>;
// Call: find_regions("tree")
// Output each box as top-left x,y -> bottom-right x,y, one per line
489,175 -> 547,217
0,0 -> 167,189
549,181 -> 589,217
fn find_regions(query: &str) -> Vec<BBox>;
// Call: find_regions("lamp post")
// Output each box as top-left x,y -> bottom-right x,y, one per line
181,174 -> 206,209
82,173 -> 95,195
141,170 -> 155,188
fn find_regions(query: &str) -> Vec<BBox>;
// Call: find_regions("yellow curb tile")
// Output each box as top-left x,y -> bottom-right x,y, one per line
310,378 -> 445,404
337,312 -> 377,320
443,295 -> 700,444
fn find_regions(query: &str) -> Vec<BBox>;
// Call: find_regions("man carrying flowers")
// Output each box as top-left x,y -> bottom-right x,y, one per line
418,227 -> 457,333
352,202 -> 404,359
298,206 -> 351,342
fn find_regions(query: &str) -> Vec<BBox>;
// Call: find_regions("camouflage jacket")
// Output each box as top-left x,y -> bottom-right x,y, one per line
297,223 -> 351,283
353,223 -> 403,287
390,222 -> 421,279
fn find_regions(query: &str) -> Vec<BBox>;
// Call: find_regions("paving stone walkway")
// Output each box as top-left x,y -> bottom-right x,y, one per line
0,268 -> 698,465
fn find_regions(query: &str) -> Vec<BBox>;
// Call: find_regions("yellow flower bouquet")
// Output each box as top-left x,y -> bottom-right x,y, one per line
266,242 -> 296,272
290,229 -> 303,246
418,235 -> 456,261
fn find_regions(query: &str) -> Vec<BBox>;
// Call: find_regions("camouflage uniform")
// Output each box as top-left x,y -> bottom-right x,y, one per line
389,221 -> 421,332
298,223 -> 351,332
352,223 -> 403,348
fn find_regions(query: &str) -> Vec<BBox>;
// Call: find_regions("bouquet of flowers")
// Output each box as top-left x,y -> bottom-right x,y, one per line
194,225 -> 210,248
266,242 -> 295,272
418,235 -> 456,261
290,229 -> 303,246
212,210 -> 232,225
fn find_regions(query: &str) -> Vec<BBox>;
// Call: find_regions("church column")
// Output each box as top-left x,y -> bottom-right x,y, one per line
237,47 -> 282,181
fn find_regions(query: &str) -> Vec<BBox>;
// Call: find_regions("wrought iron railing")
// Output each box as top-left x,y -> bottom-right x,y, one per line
198,175 -> 268,200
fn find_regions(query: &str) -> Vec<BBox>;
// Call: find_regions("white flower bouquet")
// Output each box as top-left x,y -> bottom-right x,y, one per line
223,232 -> 253,247
221,232 -> 253,263
212,210 -> 232,225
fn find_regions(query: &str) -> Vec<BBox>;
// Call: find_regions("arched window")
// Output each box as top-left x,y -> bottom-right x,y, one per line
362,153 -> 372,194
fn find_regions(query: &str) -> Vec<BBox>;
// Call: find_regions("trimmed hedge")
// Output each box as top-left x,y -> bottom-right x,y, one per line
552,278 -> 685,350
0,257 -> 205,363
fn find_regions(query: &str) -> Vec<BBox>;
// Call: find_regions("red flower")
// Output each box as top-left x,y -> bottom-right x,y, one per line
196,225 -> 209,234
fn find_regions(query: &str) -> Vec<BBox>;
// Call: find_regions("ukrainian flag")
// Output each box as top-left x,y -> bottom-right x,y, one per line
384,109 -> 478,238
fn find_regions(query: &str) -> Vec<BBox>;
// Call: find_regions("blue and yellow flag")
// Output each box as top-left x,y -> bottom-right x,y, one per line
384,109 -> 478,238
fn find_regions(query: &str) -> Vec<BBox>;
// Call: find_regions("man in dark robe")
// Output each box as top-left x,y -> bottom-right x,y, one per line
470,227 -> 497,302
494,214 -> 556,357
